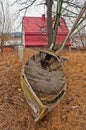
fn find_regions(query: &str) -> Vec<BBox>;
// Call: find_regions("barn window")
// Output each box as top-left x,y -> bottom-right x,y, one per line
41,27 -> 47,33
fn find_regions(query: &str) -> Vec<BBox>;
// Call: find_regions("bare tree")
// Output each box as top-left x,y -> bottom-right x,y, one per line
11,0 -> 84,49
0,0 -> 12,55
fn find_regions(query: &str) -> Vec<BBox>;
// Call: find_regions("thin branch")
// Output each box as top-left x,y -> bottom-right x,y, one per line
71,24 -> 86,38
63,0 -> 81,9
10,0 -> 17,6
62,7 -> 78,16
19,0 -> 36,12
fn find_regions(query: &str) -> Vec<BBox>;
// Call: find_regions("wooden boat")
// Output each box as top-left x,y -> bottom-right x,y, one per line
20,49 -> 66,122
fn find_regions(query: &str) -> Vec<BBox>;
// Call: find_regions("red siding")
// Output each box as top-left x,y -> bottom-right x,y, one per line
23,16 -> 70,46
3,48 -> 12,52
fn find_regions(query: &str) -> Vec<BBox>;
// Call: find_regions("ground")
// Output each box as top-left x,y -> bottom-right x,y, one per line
0,49 -> 86,130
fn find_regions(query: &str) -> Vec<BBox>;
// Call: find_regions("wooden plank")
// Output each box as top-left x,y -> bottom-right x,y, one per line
24,58 -> 65,95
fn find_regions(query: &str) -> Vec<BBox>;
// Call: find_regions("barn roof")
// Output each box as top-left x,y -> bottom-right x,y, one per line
23,16 -> 69,35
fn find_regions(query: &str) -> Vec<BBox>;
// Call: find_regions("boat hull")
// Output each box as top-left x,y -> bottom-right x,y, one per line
20,50 -> 66,122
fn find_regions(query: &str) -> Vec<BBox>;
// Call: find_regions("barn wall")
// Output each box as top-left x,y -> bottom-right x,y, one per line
23,16 -> 70,47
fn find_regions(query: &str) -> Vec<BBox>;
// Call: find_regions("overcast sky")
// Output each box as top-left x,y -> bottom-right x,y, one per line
8,0 -> 47,31
8,0 -> 46,17
7,0 -> 85,32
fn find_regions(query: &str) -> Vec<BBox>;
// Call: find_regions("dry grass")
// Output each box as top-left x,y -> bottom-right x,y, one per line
0,49 -> 86,130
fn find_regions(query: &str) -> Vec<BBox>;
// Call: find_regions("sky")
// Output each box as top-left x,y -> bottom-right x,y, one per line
9,0 -> 45,16
7,0 -> 85,32
8,0 -> 47,31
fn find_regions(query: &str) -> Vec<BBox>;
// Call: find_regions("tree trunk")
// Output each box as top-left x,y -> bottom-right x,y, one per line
46,0 -> 53,48
0,34 -> 4,55
0,41 -> 3,55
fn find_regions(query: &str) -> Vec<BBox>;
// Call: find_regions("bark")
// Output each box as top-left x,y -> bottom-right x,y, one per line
46,0 -> 53,47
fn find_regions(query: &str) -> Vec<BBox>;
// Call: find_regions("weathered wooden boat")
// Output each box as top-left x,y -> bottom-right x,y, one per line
20,49 -> 66,122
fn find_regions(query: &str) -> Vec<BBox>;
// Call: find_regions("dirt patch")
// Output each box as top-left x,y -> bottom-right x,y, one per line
0,49 -> 86,130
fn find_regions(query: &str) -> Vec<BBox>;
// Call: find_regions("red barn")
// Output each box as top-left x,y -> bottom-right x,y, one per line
22,16 -> 70,47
